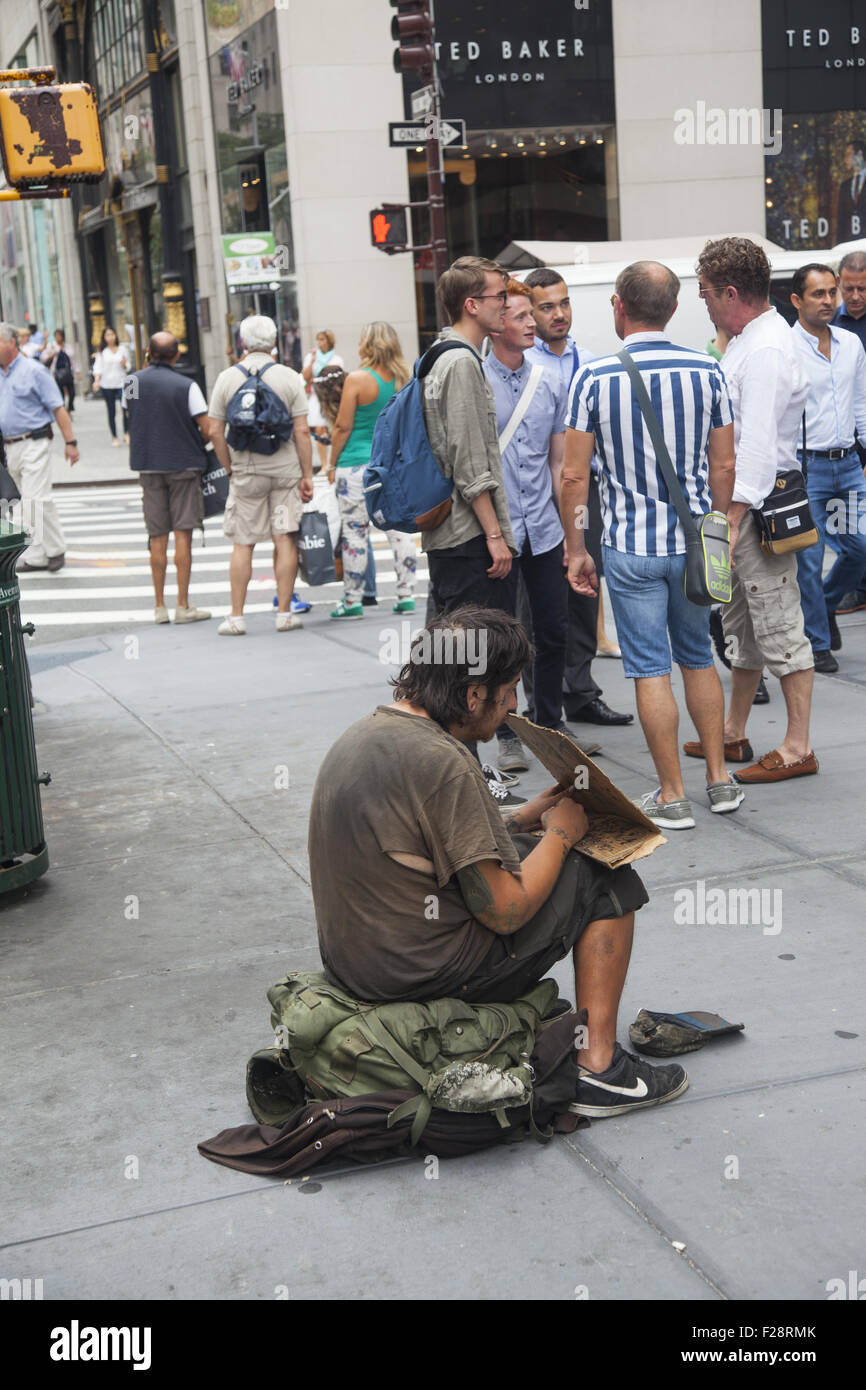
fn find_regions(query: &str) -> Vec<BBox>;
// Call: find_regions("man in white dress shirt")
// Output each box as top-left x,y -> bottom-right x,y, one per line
695,237 -> 817,786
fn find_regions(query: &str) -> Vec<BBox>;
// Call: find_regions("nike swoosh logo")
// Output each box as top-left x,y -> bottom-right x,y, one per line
580,1075 -> 649,1098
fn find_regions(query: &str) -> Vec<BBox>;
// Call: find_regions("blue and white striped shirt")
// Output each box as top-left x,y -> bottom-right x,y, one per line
568,332 -> 733,557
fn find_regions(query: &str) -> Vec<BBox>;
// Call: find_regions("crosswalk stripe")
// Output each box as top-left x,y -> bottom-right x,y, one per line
19,569 -> 429,601
22,488 -> 427,630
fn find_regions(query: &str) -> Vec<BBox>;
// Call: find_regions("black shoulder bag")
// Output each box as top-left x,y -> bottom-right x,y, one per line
752,416 -> 819,556
617,349 -> 731,606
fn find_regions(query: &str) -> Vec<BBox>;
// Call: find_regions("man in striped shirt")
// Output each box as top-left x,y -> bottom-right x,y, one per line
559,261 -> 743,830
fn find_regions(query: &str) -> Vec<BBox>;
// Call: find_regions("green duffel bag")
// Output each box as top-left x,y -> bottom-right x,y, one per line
253,971 -> 560,1143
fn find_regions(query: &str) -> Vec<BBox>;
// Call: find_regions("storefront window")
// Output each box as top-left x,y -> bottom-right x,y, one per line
206,4 -> 298,358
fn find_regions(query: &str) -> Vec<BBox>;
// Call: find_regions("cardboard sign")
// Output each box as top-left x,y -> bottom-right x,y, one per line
506,714 -> 667,868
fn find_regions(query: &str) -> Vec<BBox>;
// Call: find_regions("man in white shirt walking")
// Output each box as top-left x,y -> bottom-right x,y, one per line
696,238 -> 817,785
790,263 -> 866,674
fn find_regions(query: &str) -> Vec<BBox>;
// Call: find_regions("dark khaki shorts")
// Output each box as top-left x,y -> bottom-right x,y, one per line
457,833 -> 648,1004
140,469 -> 204,537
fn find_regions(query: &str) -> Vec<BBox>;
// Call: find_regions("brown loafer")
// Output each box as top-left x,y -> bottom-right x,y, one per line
683,738 -> 753,763
732,750 -> 819,784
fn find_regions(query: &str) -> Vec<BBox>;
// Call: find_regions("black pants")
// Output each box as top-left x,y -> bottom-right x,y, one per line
56,375 -> 75,412
511,539 -> 568,728
458,834 -> 648,1004
521,477 -> 604,719
427,534 -> 519,758
427,533 -> 518,618
102,387 -> 128,438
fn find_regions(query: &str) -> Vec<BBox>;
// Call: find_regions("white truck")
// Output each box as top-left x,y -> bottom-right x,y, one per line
500,234 -> 866,356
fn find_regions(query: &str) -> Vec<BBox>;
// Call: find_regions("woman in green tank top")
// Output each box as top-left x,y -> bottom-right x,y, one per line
327,322 -> 418,620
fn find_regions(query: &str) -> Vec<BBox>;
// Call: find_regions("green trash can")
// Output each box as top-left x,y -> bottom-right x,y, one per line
0,520 -> 50,892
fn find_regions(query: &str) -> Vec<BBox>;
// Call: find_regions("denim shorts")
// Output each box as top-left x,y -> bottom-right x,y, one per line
602,545 -> 713,678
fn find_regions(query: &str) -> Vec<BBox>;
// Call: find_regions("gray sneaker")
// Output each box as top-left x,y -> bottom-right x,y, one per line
707,780 -> 746,814
497,737 -> 530,773
635,789 -> 695,830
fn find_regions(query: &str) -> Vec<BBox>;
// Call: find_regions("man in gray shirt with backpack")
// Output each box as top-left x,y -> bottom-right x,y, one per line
422,257 -> 517,614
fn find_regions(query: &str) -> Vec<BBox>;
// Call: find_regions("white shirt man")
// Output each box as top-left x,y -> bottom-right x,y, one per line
696,237 -> 816,786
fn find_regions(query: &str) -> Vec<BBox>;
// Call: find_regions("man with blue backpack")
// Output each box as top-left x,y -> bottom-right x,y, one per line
208,315 -> 314,635
363,257 -> 520,797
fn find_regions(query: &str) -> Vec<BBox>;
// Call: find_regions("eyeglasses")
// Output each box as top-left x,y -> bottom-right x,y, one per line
610,294 -> 618,307
474,291 -> 508,304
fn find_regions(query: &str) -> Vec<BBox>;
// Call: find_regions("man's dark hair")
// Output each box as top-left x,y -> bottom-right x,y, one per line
615,261 -> 680,326
791,262 -> 836,299
696,237 -> 771,304
847,140 -> 866,159
390,605 -> 533,729
523,268 -> 567,294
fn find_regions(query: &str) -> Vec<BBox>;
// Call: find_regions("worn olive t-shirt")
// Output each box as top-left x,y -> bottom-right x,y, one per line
309,706 -> 522,1001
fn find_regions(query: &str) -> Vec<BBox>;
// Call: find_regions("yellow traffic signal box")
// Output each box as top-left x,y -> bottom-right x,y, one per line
0,82 -> 105,188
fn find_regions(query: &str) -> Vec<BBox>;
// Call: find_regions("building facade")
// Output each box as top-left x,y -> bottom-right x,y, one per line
0,1 -> 861,393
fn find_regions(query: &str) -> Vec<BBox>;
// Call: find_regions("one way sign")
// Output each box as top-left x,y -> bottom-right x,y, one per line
389,118 -> 466,149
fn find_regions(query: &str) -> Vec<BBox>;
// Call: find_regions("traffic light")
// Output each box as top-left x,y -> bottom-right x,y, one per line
0,81 -> 104,189
370,207 -> 409,251
390,1 -> 434,74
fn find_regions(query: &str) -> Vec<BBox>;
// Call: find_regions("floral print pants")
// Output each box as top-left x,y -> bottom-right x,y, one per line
335,465 -> 416,605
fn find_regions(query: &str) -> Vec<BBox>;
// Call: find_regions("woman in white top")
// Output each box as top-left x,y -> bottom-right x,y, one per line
92,326 -> 133,446
302,329 -> 344,472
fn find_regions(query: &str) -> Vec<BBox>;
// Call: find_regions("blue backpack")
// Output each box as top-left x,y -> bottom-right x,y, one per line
363,340 -> 480,532
225,362 -> 293,456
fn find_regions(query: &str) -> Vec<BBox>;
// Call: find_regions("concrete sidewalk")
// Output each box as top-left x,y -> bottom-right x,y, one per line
52,394 -> 136,487
1,606 -> 865,1300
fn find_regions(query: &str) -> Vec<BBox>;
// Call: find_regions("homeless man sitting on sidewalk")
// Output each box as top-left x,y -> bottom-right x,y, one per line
308,605 -> 689,1119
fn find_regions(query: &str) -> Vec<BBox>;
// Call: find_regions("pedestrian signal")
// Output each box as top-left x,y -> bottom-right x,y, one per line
0,82 -> 105,188
370,207 -> 408,251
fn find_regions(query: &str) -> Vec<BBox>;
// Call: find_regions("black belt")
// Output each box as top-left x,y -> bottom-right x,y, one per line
2,425 -> 52,444
797,446 -> 853,461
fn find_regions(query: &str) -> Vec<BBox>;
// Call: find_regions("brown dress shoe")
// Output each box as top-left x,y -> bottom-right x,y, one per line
683,737 -> 753,763
732,750 -> 819,784
46,553 -> 65,572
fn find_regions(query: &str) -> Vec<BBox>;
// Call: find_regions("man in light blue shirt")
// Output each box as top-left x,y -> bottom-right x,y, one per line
0,322 -> 79,571
483,279 -> 569,762
523,268 -> 632,735
790,264 -> 866,670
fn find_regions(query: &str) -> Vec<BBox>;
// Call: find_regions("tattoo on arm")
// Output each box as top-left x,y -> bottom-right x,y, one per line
547,826 -> 573,862
457,863 -> 525,935
456,863 -> 495,919
502,811 -> 523,834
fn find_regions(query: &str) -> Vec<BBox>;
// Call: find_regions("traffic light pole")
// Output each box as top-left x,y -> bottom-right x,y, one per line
425,59 -> 448,329
382,1 -> 449,329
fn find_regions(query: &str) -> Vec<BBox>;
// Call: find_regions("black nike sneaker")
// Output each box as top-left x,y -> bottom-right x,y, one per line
569,1042 -> 689,1118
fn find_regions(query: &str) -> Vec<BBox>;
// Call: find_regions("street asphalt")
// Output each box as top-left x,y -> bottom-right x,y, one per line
1,556 -> 864,1302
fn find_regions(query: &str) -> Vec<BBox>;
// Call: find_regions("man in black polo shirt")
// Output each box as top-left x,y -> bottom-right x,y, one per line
127,332 -> 212,625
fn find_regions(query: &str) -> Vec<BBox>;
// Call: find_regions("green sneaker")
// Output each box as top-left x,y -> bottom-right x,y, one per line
393,597 -> 415,614
330,601 -> 364,620
635,789 -> 695,830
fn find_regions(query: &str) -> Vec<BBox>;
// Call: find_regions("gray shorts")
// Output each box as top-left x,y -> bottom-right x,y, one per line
458,833 -> 648,1004
140,469 -> 203,537
722,511 -> 813,678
